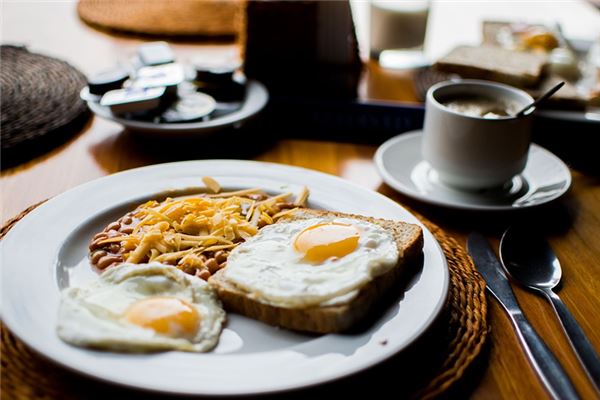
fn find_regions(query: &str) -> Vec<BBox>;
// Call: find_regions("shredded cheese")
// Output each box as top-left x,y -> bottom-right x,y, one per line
202,176 -> 221,194
99,183 -> 309,276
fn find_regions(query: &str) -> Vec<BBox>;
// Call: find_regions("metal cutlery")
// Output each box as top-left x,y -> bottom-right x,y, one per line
467,232 -> 579,400
500,226 -> 600,392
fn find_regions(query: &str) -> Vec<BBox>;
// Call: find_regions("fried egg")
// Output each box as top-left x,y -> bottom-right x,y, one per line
221,216 -> 399,308
57,263 -> 225,352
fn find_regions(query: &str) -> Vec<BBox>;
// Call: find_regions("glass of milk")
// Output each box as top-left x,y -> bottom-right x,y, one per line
369,0 -> 429,69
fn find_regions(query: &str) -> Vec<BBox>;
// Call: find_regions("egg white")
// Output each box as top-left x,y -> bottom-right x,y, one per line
57,263 -> 225,352
221,217 -> 399,308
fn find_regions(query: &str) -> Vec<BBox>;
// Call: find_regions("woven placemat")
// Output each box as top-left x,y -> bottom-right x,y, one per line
0,46 -> 90,169
77,0 -> 245,39
0,201 -> 488,399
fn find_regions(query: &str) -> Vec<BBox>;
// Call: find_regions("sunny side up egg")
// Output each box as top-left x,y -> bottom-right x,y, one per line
221,217 -> 399,308
57,263 -> 225,352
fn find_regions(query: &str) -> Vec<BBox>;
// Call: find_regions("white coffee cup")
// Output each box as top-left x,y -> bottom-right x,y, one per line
422,80 -> 534,190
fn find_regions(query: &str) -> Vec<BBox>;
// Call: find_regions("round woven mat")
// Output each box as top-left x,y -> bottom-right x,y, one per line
0,46 -> 90,169
77,0 -> 244,38
0,201 -> 488,399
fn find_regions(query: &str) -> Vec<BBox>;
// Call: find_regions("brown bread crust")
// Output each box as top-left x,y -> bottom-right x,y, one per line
209,209 -> 424,333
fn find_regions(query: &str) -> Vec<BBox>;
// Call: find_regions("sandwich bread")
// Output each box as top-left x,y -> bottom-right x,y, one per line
209,208 -> 423,333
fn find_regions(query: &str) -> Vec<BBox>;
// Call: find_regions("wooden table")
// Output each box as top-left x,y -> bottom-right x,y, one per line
2,2 -> 599,399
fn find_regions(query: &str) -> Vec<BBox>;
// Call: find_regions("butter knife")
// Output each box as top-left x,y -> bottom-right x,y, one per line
467,232 -> 579,400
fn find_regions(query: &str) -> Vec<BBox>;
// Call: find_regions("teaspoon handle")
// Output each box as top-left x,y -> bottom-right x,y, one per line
544,289 -> 600,391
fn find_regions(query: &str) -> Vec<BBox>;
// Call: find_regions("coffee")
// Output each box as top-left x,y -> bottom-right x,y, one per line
423,80 -> 533,190
442,95 -> 519,119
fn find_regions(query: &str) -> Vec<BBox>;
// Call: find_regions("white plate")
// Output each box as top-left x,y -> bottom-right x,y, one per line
86,80 -> 268,137
0,160 -> 448,396
375,131 -> 572,211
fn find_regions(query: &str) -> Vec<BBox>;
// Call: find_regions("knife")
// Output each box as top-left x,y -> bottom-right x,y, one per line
467,232 -> 580,400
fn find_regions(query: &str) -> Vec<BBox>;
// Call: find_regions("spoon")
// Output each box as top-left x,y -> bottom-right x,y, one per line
515,81 -> 565,117
500,226 -> 600,392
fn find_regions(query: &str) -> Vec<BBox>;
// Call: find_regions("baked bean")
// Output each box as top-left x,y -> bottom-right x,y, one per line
218,261 -> 227,270
196,269 -> 211,280
91,250 -> 107,264
89,239 -> 106,251
214,251 -> 227,264
205,258 -> 219,274
97,255 -> 123,270
108,243 -> 121,253
105,222 -> 121,232
182,265 -> 197,275
120,226 -> 134,234
121,216 -> 133,225
93,232 -> 108,241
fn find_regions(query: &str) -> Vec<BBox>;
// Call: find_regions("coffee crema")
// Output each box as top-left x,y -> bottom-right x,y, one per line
442,95 -> 520,119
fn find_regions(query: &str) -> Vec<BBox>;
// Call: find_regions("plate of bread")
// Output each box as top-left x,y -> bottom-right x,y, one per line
418,21 -> 600,123
1,160 -> 448,395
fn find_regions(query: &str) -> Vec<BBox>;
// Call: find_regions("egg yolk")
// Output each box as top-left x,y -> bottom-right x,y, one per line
123,297 -> 200,340
294,222 -> 360,263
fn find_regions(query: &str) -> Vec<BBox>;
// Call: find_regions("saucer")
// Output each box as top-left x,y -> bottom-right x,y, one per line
374,131 -> 572,211
84,80 -> 268,137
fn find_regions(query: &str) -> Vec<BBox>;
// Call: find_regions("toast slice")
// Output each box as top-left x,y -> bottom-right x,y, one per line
208,209 -> 423,333
435,45 -> 547,88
